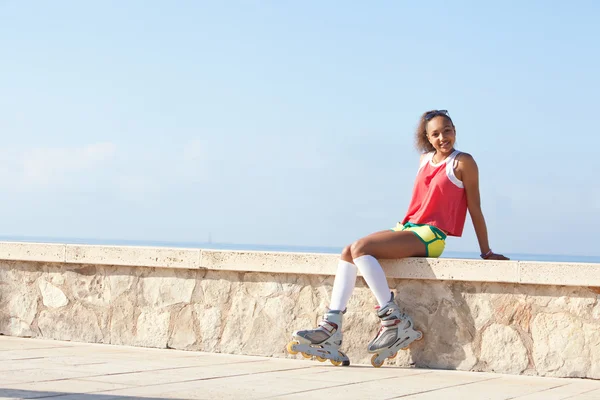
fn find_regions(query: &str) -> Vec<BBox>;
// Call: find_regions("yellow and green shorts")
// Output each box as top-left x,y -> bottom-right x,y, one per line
391,222 -> 447,258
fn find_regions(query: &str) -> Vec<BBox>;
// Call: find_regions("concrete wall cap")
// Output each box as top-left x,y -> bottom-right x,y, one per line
0,241 -> 598,287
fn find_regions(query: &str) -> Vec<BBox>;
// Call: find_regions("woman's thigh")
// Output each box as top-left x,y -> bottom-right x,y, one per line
350,230 -> 427,259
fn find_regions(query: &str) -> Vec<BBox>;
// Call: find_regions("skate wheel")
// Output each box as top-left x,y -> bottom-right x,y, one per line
402,331 -> 424,350
316,356 -> 327,362
388,352 -> 397,359
370,354 -> 384,368
338,351 -> 350,367
286,341 -> 299,355
330,359 -> 342,366
301,352 -> 312,359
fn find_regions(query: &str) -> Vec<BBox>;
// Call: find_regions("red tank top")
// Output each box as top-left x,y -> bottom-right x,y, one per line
401,150 -> 468,237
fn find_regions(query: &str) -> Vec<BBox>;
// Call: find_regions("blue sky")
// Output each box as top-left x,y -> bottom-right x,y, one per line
1,1 -> 599,257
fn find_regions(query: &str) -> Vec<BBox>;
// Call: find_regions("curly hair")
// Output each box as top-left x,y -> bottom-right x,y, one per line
415,110 -> 454,153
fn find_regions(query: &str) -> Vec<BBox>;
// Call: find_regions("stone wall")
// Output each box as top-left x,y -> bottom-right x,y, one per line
1,254 -> 599,379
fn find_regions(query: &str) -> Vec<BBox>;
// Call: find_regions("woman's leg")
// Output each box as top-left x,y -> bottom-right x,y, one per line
288,231 -> 426,365
349,231 -> 427,366
297,230 -> 424,323
289,245 -> 368,365
351,229 -> 427,260
350,230 -> 426,306
329,230 -> 397,311
329,246 -> 357,311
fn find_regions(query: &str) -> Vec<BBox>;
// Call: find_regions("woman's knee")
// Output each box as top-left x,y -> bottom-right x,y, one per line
341,245 -> 353,262
350,238 -> 369,259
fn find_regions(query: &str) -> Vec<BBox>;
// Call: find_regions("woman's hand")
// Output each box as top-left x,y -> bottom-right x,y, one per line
483,252 -> 510,260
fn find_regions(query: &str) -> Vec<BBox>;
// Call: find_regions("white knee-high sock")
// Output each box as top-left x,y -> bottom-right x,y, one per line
352,255 -> 392,307
329,260 -> 358,311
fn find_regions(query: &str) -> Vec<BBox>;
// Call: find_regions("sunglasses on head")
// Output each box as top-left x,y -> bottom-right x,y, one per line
424,110 -> 450,121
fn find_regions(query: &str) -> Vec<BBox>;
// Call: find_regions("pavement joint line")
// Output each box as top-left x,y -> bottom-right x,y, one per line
273,369 -> 432,385
383,376 -> 502,399
0,362 -> 108,373
0,356 -> 47,361
7,358 -> 272,385
0,367 -> 43,373
259,370 -> 434,399
0,345 -> 75,351
504,383 -> 571,399
559,386 -> 600,400
70,362 -> 109,366
51,365 -> 326,398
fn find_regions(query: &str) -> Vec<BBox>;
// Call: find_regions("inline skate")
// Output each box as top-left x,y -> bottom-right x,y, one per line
286,309 -> 350,366
368,292 -> 423,368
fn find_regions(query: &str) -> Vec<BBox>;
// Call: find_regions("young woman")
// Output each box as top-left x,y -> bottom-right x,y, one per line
286,110 -> 509,367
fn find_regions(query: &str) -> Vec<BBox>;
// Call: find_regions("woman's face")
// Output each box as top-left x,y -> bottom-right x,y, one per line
426,116 -> 456,154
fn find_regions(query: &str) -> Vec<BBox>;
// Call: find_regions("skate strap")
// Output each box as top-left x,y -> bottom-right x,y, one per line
318,320 -> 338,333
381,319 -> 401,328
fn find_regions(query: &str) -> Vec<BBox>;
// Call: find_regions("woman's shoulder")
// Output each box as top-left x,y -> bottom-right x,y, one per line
455,151 -> 475,163
455,151 -> 478,172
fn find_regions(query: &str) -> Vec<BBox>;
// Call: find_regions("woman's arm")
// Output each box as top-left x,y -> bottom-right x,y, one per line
458,154 -> 509,260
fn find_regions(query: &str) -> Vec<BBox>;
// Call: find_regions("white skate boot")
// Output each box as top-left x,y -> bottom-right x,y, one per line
286,309 -> 350,366
368,293 -> 423,368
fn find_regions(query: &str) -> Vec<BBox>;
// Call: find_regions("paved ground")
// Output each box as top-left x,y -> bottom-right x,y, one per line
1,336 -> 599,400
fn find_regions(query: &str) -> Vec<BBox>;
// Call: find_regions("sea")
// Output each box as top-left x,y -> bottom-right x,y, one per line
1,235 -> 599,264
